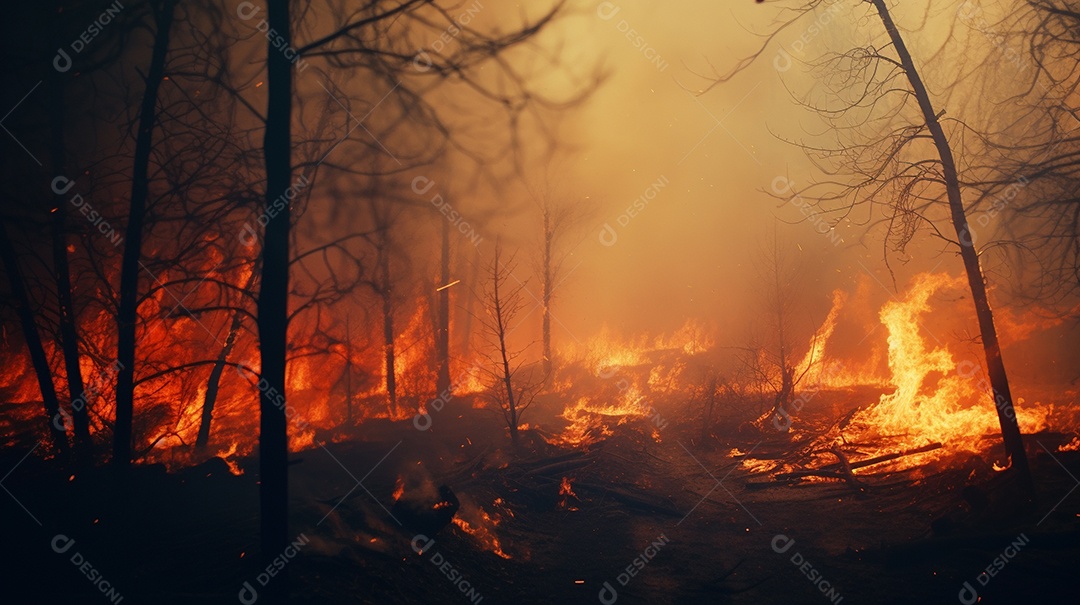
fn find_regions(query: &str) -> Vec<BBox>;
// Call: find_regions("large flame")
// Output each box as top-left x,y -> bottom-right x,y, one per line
840,273 -> 1051,465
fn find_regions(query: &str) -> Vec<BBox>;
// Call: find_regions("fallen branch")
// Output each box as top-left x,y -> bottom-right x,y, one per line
829,444 -> 868,491
772,442 -> 943,482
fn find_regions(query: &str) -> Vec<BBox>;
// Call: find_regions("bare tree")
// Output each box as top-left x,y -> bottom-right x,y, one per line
967,0 -> 1080,308
113,0 -> 176,469
47,31 -> 92,453
195,261 -> 258,450
530,175 -> 584,377
360,195 -> 406,417
477,243 -> 540,448
0,223 -> 69,453
706,0 -> 1034,494
435,217 -> 452,395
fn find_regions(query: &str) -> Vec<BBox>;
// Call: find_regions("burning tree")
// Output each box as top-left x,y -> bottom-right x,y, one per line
706,0 -> 1036,493
476,243 -> 541,448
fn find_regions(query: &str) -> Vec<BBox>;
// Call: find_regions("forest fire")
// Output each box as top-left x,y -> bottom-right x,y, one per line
839,273 -> 1052,465
4,1 -> 1080,603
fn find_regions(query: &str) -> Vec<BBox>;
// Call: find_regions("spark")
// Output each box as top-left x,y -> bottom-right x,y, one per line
436,279 -> 461,291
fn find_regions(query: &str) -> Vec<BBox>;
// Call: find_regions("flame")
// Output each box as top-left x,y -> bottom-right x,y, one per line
548,393 -> 652,447
796,289 -> 847,378
559,319 -> 714,373
392,475 -> 405,502
839,273 -> 1051,466
220,442 -> 244,476
558,476 -> 576,497
558,476 -> 579,511
452,507 -> 510,559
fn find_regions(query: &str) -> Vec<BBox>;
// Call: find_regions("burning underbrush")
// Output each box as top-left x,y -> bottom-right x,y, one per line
2,270 -> 1078,497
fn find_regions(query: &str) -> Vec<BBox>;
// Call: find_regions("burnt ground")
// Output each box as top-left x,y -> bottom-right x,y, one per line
2,390 -> 1079,604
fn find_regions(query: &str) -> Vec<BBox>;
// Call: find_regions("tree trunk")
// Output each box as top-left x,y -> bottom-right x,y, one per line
258,0 -> 292,599
345,317 -> 353,423
194,315 -> 241,450
196,265 -> 257,449
114,0 -> 175,469
0,224 -> 69,453
869,0 -> 1033,496
542,208 -> 553,377
436,218 -> 451,395
493,247 -> 518,446
48,8 -> 91,453
380,249 -> 396,415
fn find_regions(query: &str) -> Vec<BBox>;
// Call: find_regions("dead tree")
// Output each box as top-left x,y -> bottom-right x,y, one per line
358,193 -> 407,417
0,223 -> 69,453
478,244 -> 540,447
742,230 -> 817,430
47,35 -> 91,452
970,0 -> 1080,306
706,0 -> 1034,494
435,218 -> 452,395
532,178 -> 584,378
113,0 -> 176,469
195,262 -> 258,450
868,0 -> 1032,495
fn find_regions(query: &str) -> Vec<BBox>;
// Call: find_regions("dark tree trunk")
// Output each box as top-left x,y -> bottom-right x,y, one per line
48,49 -> 91,453
113,0 -> 175,469
380,249 -> 397,415
258,0 -> 292,599
196,305 -> 246,449
435,218 -> 451,395
870,0 -> 1034,496
0,224 -> 69,453
196,266 -> 257,449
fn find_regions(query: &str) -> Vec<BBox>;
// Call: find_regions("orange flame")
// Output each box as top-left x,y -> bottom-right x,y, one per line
452,507 -> 510,559
840,273 -> 1051,466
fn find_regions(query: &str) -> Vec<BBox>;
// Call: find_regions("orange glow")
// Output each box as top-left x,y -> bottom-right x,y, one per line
558,476 -> 579,511
452,507 -> 510,559
834,273 -> 1052,468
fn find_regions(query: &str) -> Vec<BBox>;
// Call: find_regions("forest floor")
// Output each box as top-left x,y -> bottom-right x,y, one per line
2,389 -> 1079,604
